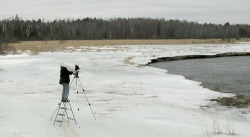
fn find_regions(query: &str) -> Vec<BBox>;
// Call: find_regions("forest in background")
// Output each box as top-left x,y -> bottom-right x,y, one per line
1,15 -> 250,42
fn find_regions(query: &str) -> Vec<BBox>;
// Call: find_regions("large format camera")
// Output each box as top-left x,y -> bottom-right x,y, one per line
75,65 -> 80,71
74,65 -> 80,77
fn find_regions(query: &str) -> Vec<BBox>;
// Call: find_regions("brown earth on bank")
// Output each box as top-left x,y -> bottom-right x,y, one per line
148,52 -> 250,64
211,95 -> 250,108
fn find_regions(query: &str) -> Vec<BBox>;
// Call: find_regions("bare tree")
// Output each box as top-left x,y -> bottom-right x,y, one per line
0,16 -> 250,41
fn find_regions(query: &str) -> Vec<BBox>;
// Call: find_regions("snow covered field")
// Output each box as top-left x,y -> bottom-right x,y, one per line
0,43 -> 250,137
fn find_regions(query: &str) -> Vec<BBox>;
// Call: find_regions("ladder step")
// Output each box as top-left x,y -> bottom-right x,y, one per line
53,101 -> 76,125
56,120 -> 63,123
60,107 -> 72,110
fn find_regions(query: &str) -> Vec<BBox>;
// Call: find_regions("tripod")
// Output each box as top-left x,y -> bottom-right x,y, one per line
70,71 -> 96,120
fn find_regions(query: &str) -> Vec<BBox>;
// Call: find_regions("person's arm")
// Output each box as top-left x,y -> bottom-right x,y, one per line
68,70 -> 75,75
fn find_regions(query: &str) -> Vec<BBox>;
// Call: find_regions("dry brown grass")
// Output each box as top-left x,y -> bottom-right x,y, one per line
123,56 -> 135,65
9,38 -> 250,53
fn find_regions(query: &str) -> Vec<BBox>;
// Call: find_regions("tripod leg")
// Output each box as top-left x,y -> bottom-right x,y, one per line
69,77 -> 76,87
78,78 -> 96,120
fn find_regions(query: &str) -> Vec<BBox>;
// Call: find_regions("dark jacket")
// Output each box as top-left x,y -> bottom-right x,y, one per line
59,66 -> 73,84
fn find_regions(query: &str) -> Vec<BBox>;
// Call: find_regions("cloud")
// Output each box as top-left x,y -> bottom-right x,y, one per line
0,0 -> 249,24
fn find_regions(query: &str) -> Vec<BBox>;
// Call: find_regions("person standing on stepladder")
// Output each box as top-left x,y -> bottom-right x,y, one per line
59,63 -> 75,102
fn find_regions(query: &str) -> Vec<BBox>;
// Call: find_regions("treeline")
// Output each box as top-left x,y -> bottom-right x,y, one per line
1,15 -> 250,41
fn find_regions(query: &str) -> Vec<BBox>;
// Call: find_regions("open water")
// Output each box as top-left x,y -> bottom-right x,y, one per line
149,56 -> 250,99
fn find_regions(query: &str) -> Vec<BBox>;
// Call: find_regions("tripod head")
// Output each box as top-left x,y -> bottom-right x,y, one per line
74,70 -> 80,78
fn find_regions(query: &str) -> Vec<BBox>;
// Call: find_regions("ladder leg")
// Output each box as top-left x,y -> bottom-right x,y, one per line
54,102 -> 62,125
50,103 -> 59,120
59,103 -> 65,127
68,102 -> 77,125
63,102 -> 70,123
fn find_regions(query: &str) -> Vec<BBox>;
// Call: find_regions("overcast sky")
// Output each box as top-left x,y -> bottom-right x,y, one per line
1,0 -> 249,24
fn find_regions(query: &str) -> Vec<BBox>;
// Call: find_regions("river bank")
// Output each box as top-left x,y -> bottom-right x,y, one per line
148,52 -> 250,64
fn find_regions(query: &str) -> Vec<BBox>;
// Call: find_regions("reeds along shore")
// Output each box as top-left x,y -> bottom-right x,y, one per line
8,38 -> 250,53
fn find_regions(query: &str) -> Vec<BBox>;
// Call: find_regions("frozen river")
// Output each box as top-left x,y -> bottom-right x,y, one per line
149,56 -> 250,100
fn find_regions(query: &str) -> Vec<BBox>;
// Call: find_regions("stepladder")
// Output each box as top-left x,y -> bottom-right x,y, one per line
51,100 -> 77,126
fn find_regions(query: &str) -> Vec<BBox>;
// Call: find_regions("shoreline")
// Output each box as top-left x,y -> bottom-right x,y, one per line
147,52 -> 250,64
147,52 -> 250,108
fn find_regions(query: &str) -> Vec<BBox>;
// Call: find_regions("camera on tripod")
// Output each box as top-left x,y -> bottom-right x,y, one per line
75,65 -> 80,71
74,65 -> 80,76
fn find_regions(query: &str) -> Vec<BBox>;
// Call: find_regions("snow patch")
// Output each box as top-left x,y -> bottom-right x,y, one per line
0,44 -> 250,137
